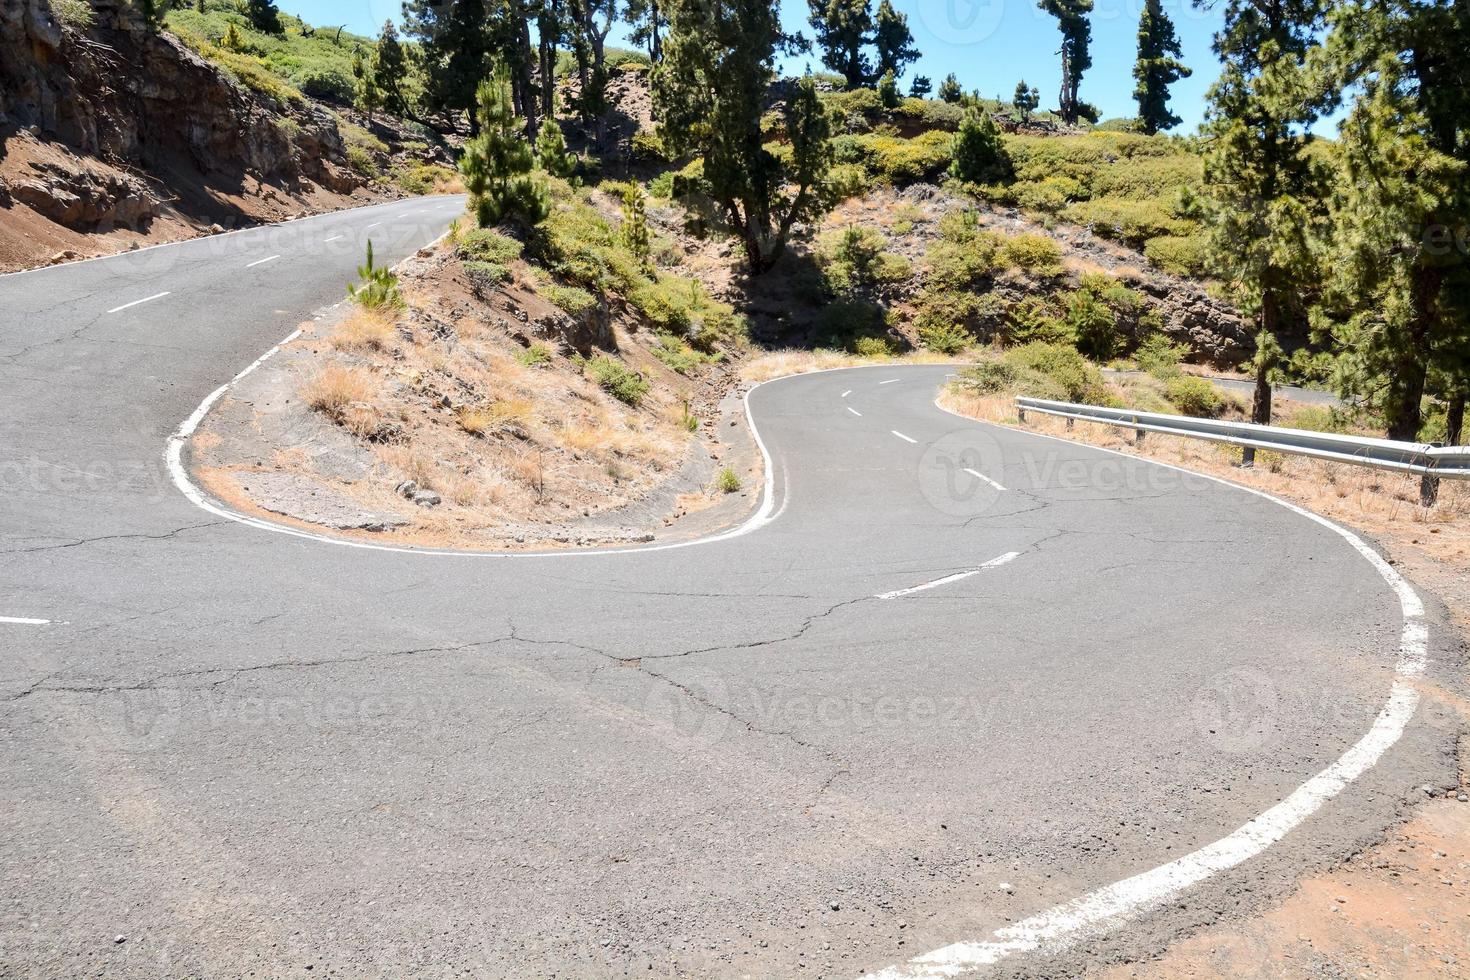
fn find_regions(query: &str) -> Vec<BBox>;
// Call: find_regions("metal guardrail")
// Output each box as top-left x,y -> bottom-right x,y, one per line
1014,397 -> 1470,500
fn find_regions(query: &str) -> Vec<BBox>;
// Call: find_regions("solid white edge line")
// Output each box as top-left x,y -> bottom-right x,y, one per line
847,406 -> 863,417
962,467 -> 1006,493
874,552 -> 1020,599
106,291 -> 170,314
0,195 -> 464,280
892,430 -> 918,443
245,255 -> 281,268
857,396 -> 1432,980
0,616 -> 51,625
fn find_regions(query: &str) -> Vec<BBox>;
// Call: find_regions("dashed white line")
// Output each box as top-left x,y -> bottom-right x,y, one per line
106,291 -> 170,314
891,430 -> 917,444
841,389 -> 852,398
0,616 -> 51,625
365,222 -> 382,229
245,254 -> 280,268
847,406 -> 863,417
324,235 -> 345,242
879,379 -> 900,385
874,552 -> 1021,599
963,467 -> 1006,492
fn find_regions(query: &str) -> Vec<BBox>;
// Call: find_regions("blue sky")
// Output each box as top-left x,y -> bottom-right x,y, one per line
286,0 -> 1230,130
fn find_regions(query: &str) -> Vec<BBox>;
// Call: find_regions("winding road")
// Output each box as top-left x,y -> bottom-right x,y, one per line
0,196 -> 1459,978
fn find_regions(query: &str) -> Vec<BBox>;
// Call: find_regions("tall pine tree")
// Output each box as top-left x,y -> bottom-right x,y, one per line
873,0 -> 918,82
459,62 -> 551,229
1039,0 -> 1093,126
807,0 -> 874,89
655,6 -> 833,273
1323,0 -> 1470,442
373,21 -> 409,118
1132,0 -> 1190,135
403,0 -> 493,130
1199,0 -> 1330,461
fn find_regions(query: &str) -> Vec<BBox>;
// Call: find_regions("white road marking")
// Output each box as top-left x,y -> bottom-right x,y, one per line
842,390 -> 852,398
891,430 -> 917,443
874,552 -> 1020,599
865,401 -> 1436,980
365,222 -> 382,229
245,254 -> 280,268
963,467 -> 1006,492
106,291 -> 169,314
879,379 -> 900,385
324,235 -> 345,242
847,406 -> 863,417
0,616 -> 51,625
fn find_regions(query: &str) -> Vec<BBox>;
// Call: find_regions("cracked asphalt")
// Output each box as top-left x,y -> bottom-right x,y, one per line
1,197 -> 1462,978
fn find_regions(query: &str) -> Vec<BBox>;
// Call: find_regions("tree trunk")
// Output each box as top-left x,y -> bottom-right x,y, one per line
1241,294 -> 1278,467
1447,389 -> 1465,446
1385,265 -> 1441,441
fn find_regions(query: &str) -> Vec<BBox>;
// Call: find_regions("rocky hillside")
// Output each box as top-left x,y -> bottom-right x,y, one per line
0,0 -> 426,271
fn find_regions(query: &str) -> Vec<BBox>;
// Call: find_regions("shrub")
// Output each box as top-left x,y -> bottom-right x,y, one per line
923,234 -> 1001,290
542,283 -> 597,318
464,260 -> 511,293
1135,333 -> 1189,377
716,467 -> 742,493
858,130 -> 954,185
331,309 -> 395,352
917,321 -> 973,354
1062,198 -> 1187,247
950,107 -> 1012,184
1164,376 -> 1225,417
630,129 -> 669,163
820,226 -> 911,294
457,228 -> 523,264
1143,234 -> 1209,277
628,278 -> 695,333
586,356 -> 649,405
516,343 -> 552,368
347,241 -> 402,310
954,359 -> 1070,401
297,66 -> 354,103
853,335 -> 899,357
816,297 -> 888,350
825,162 -> 871,201
651,332 -> 715,375
1000,234 -> 1064,275
1004,342 -> 1108,402
913,289 -> 990,340
1066,288 -> 1120,361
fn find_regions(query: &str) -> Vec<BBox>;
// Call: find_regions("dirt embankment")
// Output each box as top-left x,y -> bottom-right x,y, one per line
0,0 -> 423,272
186,235 -> 765,551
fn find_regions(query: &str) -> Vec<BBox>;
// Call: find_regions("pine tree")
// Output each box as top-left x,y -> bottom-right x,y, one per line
459,63 -> 551,229
909,75 -> 932,99
569,0 -> 617,144
1133,0 -> 1190,135
1323,0 -> 1470,441
655,11 -> 834,274
372,21 -> 409,118
937,73 -> 963,104
1038,0 -> 1093,126
873,0 -> 918,82
1199,0 -> 1330,460
535,113 -> 576,178
403,0 -> 493,130
246,0 -> 282,35
222,22 -> 245,51
1013,79 -> 1039,123
352,51 -> 381,122
877,70 -> 899,108
950,106 -> 1011,184
620,186 -> 652,264
807,0 -> 874,89
625,0 -> 667,62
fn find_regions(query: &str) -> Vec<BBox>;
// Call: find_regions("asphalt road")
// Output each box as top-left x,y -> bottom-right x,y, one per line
0,197 -> 1460,979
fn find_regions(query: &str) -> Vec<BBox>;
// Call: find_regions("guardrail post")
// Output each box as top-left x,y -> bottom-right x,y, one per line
1420,443 -> 1442,508
1132,418 -> 1145,446
1017,405 -> 1027,424
1240,446 -> 1256,468
1065,417 -> 1074,430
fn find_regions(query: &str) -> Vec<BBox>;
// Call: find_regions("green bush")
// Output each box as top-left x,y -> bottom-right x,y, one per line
1004,342 -> 1108,402
917,320 -> 973,354
1143,234 -> 1209,277
463,260 -> 511,292
457,228 -> 523,263
820,226 -> 912,293
1164,376 -> 1224,417
1066,288 -> 1120,361
1135,333 -> 1189,377
1062,198 -> 1188,247
853,335 -> 900,357
954,359 -> 1070,401
1000,234 -> 1064,275
516,343 -> 552,368
913,289 -> 991,340
630,129 -> 669,163
853,130 -> 954,185
586,356 -> 649,406
542,283 -> 597,317
923,234 -> 1001,290
347,241 -> 402,310
716,467 -> 742,493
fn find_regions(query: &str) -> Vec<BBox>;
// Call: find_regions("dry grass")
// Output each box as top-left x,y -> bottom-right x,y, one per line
300,363 -> 389,443
741,349 -> 960,383
331,308 -> 396,353
458,398 -> 534,437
